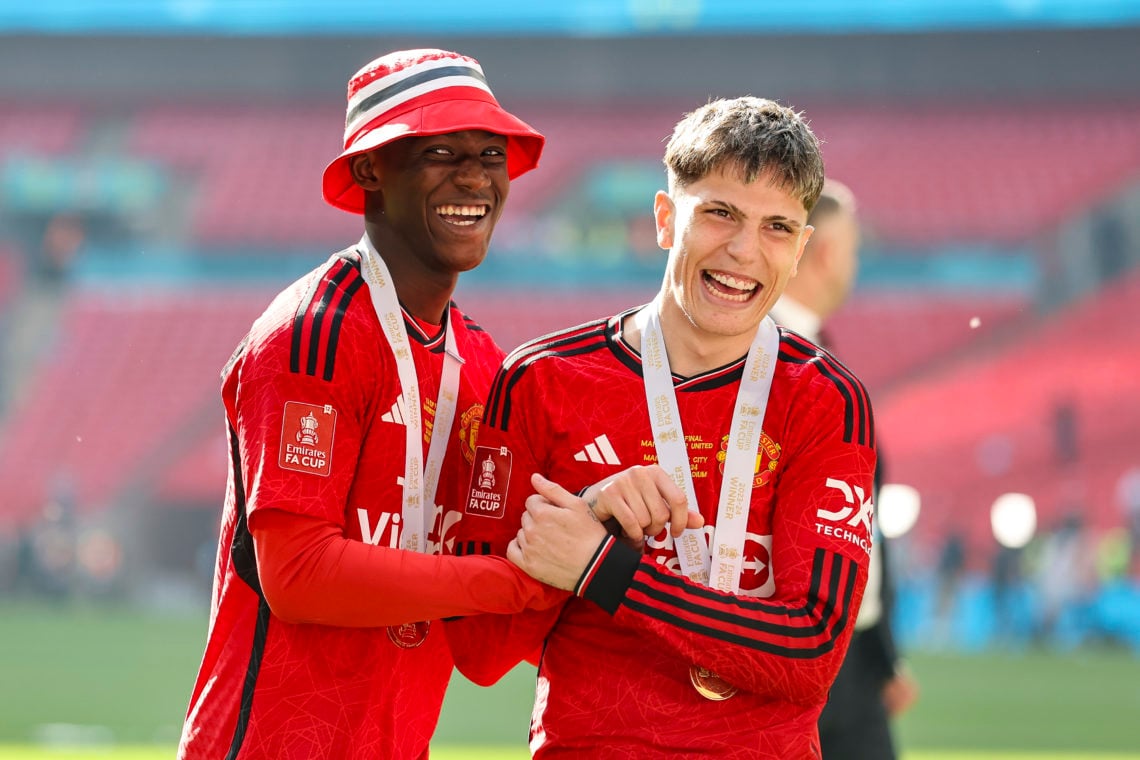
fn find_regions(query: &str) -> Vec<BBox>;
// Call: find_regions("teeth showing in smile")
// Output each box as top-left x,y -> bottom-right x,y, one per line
435,205 -> 488,226
704,271 -> 758,302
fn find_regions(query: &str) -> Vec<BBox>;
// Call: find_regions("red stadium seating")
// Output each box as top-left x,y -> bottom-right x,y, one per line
125,104 -> 359,246
876,270 -> 1140,565
116,100 -> 1140,247
0,289 -> 269,525
0,246 -> 25,314
0,103 -> 84,156
825,291 -> 1032,394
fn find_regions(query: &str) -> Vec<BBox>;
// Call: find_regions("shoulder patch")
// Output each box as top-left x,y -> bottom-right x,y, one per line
465,445 -> 513,519
278,401 -> 337,476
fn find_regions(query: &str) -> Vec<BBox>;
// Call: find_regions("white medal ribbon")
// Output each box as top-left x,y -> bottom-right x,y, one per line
358,235 -> 463,553
639,297 -> 778,592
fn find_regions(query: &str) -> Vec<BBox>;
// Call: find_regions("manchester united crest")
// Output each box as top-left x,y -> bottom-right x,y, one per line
458,403 -> 484,464
716,430 -> 781,487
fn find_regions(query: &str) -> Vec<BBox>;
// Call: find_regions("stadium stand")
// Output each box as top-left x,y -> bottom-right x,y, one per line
0,245 -> 24,314
124,104 -> 358,246
826,291 -> 1032,393
91,100 -> 1140,249
0,103 -> 84,155
878,268 -> 1140,563
0,289 -> 267,526
808,102 -> 1140,245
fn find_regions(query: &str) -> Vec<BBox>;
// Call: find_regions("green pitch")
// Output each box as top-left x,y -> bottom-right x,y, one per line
1,600 -> 1138,756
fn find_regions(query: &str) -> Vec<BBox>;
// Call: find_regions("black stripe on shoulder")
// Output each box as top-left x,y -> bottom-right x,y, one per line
322,270 -> 366,381
778,330 -> 874,448
485,320 -> 608,431
458,307 -> 486,333
305,259 -> 358,377
289,256 -> 361,378
290,272 -> 325,375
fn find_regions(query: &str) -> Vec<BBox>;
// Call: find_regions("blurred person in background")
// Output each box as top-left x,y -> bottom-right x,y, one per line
446,96 -> 877,758
1116,466 -> 1140,578
932,529 -> 967,645
175,47 -> 685,760
1033,510 -> 1099,646
770,179 -> 919,759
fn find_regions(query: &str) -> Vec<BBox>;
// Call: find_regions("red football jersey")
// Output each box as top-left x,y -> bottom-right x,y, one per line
446,309 -> 876,759
179,250 -> 506,759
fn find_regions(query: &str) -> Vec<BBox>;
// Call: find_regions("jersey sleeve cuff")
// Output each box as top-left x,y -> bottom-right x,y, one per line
573,535 -> 641,615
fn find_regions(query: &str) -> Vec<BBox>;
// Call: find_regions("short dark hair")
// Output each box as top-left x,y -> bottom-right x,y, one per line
664,97 -> 825,213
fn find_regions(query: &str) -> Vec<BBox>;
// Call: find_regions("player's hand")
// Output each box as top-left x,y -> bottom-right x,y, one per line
506,487 -> 609,591
882,665 -> 920,717
558,467 -> 702,546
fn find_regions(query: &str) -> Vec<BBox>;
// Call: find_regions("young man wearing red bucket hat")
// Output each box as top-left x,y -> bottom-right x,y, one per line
175,48 -> 693,760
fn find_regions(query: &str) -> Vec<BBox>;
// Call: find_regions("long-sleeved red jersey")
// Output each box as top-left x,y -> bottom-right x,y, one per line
446,308 -> 876,759
179,249 -> 536,759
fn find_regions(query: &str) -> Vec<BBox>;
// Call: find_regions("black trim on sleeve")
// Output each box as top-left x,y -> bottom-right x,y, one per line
578,537 -> 642,615
227,424 -> 261,596
454,540 -> 492,557
225,598 -> 271,760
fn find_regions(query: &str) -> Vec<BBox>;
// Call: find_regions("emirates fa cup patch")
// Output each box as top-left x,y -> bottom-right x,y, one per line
465,445 -> 512,519
279,401 -> 337,476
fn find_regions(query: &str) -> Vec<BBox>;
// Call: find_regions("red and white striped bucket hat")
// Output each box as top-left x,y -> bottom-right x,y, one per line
322,48 -> 545,214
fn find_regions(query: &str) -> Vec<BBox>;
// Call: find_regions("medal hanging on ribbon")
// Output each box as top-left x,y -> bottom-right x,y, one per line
359,235 -> 463,648
387,620 -> 432,649
688,666 -> 739,701
639,297 -> 778,699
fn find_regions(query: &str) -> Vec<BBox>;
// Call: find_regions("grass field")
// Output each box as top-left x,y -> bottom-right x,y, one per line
2,600 -> 1139,757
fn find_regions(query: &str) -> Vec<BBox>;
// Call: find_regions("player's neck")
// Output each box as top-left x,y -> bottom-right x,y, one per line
624,307 -> 753,378
363,230 -> 455,325
392,276 -> 453,326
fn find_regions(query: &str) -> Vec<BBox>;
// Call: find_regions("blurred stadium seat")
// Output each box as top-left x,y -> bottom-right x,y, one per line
0,290 -> 268,524
879,268 -> 1140,562
96,100 -> 1140,249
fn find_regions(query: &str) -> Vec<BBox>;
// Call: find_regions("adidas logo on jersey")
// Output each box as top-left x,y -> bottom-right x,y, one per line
381,397 -> 406,425
573,434 -> 621,465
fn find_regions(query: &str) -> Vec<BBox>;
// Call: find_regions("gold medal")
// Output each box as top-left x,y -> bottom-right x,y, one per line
387,621 -> 430,648
689,665 -> 738,701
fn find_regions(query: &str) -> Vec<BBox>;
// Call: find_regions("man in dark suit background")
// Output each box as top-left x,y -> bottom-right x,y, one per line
770,178 -> 920,760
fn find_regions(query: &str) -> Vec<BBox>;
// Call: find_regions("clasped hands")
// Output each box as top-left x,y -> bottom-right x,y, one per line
506,465 -> 704,591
